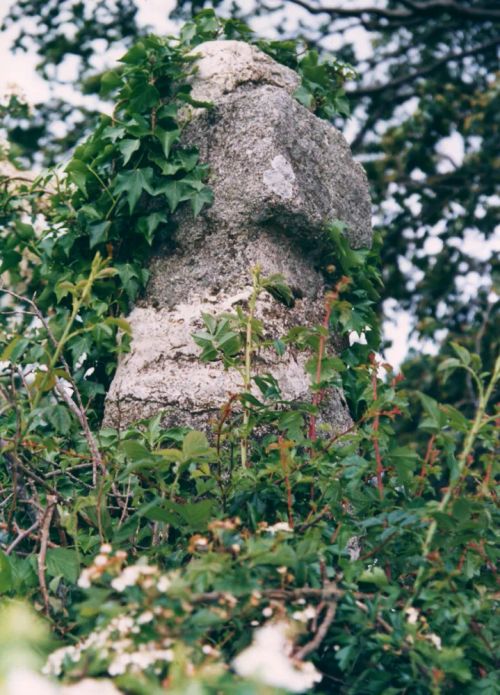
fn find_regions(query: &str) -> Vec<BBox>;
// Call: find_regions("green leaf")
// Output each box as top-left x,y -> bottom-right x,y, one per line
0,551 -> 13,593
99,69 -> 122,96
114,168 -> 154,213
154,179 -> 189,212
191,186 -> 213,217
450,342 -> 471,366
66,159 -> 89,195
182,431 -> 211,460
294,84 -> 314,109
120,42 -> 147,64
89,221 -> 111,248
418,393 -> 444,430
121,440 -> 151,461
47,405 -> 72,434
155,127 -> 180,158
137,212 -> 166,245
45,548 -> 79,584
175,499 -> 215,530
118,138 -> 140,165
359,567 -> 389,587
103,317 -> 132,335
388,446 -> 419,484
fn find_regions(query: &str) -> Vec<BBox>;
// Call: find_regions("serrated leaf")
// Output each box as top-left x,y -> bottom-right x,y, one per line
47,405 -> 72,434
45,548 -> 79,583
120,440 -> 151,461
182,431 -> 211,460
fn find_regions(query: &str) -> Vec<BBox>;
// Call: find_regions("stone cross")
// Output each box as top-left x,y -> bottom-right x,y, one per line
104,41 -> 372,433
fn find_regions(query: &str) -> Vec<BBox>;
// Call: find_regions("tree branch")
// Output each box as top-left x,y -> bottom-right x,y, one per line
286,0 -> 500,23
350,37 -> 500,96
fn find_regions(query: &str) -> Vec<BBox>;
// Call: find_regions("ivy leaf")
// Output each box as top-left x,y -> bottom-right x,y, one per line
129,81 -> 160,112
155,127 -> 180,158
191,186 -> 213,217
114,168 -> 154,213
66,159 -> 89,195
154,180 -> 189,212
120,42 -> 147,64
294,85 -> 314,109
102,125 -> 126,143
137,212 -> 167,245
88,221 -> 111,248
118,138 -> 140,165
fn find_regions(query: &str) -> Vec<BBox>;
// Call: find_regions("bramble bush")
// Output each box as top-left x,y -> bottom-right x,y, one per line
0,11 -> 498,695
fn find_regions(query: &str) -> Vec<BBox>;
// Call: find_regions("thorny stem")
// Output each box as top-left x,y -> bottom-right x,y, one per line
407,354 -> 500,607
241,266 -> 260,468
278,437 -> 295,528
308,292 -> 335,442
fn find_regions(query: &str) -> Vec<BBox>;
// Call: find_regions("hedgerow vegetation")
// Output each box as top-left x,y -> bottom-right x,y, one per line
0,11 -> 498,695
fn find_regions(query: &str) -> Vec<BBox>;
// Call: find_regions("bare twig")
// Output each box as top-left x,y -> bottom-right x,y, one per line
286,0 -> 500,23
295,600 -> 337,659
5,519 -> 40,555
350,37 -> 500,97
38,496 -> 57,615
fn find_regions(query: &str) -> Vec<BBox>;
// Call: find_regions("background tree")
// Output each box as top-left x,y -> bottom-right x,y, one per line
1,0 -> 499,417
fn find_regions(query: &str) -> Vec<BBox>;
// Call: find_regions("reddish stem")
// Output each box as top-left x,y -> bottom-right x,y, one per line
278,436 -> 294,529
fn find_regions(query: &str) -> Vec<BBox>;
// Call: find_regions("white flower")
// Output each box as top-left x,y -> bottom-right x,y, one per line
232,621 -> 322,693
111,563 -> 155,592
0,132 -> 10,156
77,569 -> 92,589
75,352 -> 88,370
33,214 -> 49,235
5,668 -> 58,695
108,646 -> 174,676
61,679 -> 122,695
405,607 -> 419,625
262,606 -> 273,618
156,575 -> 171,592
100,543 -> 112,554
266,522 -> 294,535
0,360 -> 11,375
43,645 -> 81,676
93,555 -> 108,567
137,610 -> 154,625
428,633 -> 442,650
292,605 -> 316,623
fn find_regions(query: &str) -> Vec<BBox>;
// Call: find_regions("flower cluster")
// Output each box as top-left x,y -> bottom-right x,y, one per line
232,620 -> 322,693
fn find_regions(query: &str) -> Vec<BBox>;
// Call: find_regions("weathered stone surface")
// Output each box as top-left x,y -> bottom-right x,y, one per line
187,40 -> 300,104
104,40 -> 372,434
